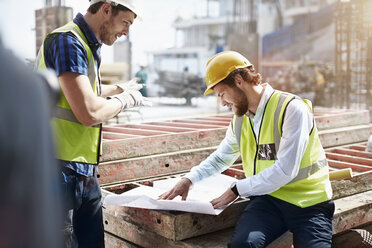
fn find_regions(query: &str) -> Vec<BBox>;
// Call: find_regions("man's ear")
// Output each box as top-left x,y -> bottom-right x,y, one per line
234,74 -> 244,88
101,3 -> 111,17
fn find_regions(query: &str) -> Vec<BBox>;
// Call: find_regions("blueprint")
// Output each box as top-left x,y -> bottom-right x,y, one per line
104,174 -> 238,215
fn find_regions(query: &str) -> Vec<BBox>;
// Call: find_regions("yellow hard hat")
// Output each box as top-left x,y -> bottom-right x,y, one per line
204,51 -> 252,95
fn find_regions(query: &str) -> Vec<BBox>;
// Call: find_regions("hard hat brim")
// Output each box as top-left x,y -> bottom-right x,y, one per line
204,88 -> 214,96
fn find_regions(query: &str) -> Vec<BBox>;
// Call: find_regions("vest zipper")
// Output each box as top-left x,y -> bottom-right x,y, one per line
250,91 -> 274,175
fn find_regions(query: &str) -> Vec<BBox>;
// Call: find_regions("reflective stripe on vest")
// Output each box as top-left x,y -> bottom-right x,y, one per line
233,91 -> 332,207
54,106 -> 100,128
36,21 -> 102,164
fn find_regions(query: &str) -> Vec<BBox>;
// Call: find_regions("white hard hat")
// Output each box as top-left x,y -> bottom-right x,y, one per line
90,0 -> 143,21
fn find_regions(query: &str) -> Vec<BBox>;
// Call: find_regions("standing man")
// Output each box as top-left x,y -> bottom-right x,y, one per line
159,51 -> 334,248
36,1 -> 150,247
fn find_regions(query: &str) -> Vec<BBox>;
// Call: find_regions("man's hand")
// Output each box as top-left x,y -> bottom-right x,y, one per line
158,177 -> 192,201
210,188 -> 238,209
116,78 -> 145,92
113,89 -> 152,110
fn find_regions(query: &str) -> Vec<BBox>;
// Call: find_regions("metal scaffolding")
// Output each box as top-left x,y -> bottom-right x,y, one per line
334,0 -> 372,112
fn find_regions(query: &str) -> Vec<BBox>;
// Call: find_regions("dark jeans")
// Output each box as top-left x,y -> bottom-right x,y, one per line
61,167 -> 104,248
228,195 -> 335,248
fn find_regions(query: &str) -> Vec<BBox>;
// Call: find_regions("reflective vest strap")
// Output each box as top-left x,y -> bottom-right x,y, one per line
273,93 -> 292,155
55,22 -> 89,45
54,106 -> 100,128
289,158 -> 328,184
234,116 -> 244,149
55,106 -> 79,124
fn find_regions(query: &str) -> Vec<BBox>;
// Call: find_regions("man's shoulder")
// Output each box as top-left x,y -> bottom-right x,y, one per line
44,31 -> 85,57
46,31 -> 81,46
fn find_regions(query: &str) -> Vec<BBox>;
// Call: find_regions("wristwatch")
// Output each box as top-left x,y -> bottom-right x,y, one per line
230,181 -> 239,196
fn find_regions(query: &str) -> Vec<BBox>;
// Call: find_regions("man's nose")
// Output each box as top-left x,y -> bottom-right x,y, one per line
121,28 -> 129,36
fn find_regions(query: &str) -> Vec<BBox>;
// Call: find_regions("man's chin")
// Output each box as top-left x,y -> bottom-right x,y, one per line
233,107 -> 248,117
102,38 -> 115,46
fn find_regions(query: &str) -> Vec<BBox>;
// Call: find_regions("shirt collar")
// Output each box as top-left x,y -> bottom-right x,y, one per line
245,83 -> 274,118
73,13 -> 102,49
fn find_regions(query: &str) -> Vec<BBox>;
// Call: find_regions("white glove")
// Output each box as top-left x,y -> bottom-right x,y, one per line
112,90 -> 152,111
116,78 -> 145,92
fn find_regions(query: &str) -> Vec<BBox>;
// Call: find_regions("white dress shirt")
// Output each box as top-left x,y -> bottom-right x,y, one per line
185,84 -> 325,197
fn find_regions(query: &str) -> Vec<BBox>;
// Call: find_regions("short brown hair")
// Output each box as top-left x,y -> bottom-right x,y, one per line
219,66 -> 262,88
88,2 -> 137,18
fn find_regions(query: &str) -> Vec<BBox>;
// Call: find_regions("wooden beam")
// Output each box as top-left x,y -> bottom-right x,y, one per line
101,113 -> 371,162
101,172 -> 372,243
105,232 -> 140,248
99,147 -> 218,184
319,124 -> 372,148
103,190 -> 372,247
315,109 -> 369,130
101,128 -> 226,162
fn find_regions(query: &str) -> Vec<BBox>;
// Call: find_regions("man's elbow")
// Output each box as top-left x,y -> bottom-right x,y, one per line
76,112 -> 100,127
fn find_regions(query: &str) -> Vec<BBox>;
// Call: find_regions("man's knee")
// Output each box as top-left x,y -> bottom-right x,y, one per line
228,231 -> 266,248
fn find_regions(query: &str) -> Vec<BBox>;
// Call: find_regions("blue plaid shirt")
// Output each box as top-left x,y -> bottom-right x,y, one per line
44,13 -> 102,177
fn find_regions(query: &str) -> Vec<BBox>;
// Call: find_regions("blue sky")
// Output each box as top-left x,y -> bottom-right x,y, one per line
0,0 -> 197,64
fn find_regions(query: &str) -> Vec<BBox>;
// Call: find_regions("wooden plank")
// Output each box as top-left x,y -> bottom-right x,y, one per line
333,190 -> 372,234
124,124 -> 198,133
327,147 -> 372,159
319,124 -> 372,148
173,119 -> 230,126
98,147 -> 217,184
149,121 -> 224,129
328,159 -> 372,173
102,188 -> 249,241
102,131 -> 140,140
103,126 -> 171,136
101,128 -> 226,162
331,172 -> 372,200
349,144 -> 368,151
326,152 -> 372,166
314,109 -> 370,130
105,232 -> 140,248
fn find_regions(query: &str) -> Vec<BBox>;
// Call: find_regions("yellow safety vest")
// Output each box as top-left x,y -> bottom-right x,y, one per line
233,91 -> 332,207
36,21 -> 102,164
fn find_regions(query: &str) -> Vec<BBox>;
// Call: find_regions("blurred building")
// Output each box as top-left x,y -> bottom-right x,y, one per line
35,0 -> 73,56
113,39 -> 132,81
152,0 -> 337,76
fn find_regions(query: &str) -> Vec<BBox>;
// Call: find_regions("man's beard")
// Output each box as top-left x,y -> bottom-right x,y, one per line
99,19 -> 114,45
232,88 -> 248,117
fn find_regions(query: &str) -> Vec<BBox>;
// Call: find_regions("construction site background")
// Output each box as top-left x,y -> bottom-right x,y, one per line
1,0 -> 371,247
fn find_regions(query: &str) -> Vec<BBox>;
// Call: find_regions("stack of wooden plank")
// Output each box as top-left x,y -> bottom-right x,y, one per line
99,109 -> 372,248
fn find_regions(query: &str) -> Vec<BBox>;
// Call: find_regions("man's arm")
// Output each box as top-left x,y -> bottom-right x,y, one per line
59,72 -> 122,126
184,123 -> 240,183
100,84 -> 122,97
158,123 -> 240,200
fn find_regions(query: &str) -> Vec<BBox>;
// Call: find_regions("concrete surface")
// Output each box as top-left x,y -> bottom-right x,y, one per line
106,96 -> 231,125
